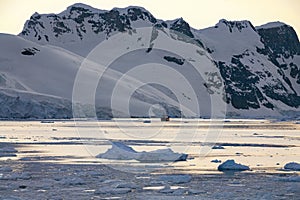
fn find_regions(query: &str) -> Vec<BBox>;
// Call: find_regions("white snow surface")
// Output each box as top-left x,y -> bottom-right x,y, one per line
196,19 -> 263,62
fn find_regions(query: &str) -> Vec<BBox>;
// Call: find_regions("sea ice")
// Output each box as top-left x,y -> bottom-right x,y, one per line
0,172 -> 31,180
0,166 -> 12,172
158,174 -> 192,184
58,177 -> 85,186
159,185 -> 174,194
276,176 -> 300,182
94,186 -> 132,195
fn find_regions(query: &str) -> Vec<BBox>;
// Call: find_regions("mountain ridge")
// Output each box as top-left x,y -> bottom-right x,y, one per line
0,3 -> 299,119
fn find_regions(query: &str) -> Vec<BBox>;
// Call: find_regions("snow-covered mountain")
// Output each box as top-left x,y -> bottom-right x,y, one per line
0,3 -> 299,119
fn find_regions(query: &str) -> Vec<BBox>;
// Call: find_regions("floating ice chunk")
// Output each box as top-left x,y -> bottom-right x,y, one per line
0,147 -> 17,153
58,177 -> 85,186
158,174 -> 191,184
96,142 -> 138,160
0,143 -> 18,158
97,142 -> 187,162
0,196 -> 22,200
101,179 -> 139,189
276,176 -> 300,182
172,188 -> 187,195
0,153 -> 17,157
212,145 -> 225,149
218,160 -> 250,171
284,162 -> 300,171
116,182 -> 139,189
12,172 -> 32,180
1,172 -> 31,180
159,185 -> 173,194
138,148 -> 188,162
158,185 -> 187,195
188,189 -> 203,194
94,186 -> 132,195
111,142 -> 137,153
211,159 -> 222,163
0,166 -> 12,172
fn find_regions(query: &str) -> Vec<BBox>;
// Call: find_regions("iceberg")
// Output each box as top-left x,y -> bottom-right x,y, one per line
218,160 -> 250,171
96,142 -> 187,162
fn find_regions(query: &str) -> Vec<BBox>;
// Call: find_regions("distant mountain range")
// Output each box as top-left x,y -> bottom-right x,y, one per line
0,3 -> 299,119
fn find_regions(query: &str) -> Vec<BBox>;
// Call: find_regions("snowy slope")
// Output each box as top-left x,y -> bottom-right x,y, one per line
0,30 -> 220,119
0,3 -> 299,119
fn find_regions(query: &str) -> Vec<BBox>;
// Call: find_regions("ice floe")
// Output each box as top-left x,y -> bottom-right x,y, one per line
0,143 -> 17,158
275,176 -> 300,182
57,177 -> 85,186
94,186 -> 132,195
0,172 -> 31,180
158,174 -> 192,184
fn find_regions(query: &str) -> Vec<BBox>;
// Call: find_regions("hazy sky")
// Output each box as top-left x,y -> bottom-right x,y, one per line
0,0 -> 299,36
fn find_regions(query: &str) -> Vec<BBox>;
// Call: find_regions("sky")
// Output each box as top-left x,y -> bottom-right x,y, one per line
0,0 -> 299,36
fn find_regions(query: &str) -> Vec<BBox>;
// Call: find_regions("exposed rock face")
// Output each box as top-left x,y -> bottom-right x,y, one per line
198,19 -> 300,114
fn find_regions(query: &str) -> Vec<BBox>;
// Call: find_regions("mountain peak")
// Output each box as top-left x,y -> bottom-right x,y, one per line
256,21 -> 288,30
168,17 -> 194,38
65,3 -> 102,13
257,21 -> 300,56
216,19 -> 255,32
112,5 -> 150,14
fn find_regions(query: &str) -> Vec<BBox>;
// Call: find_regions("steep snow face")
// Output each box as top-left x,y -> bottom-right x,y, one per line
2,26 -> 222,119
197,19 -> 262,62
0,33 -> 81,98
0,34 -> 80,119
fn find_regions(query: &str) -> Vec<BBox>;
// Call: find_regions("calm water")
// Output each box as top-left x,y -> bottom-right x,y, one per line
0,119 -> 299,174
